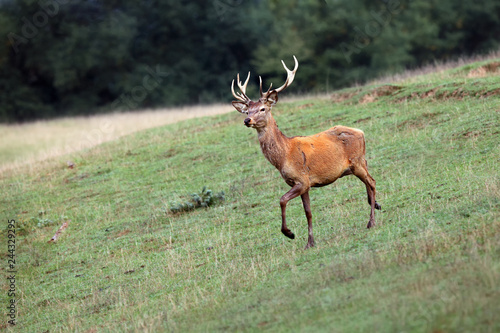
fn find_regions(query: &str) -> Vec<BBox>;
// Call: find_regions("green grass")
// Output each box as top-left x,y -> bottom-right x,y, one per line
1,59 -> 499,332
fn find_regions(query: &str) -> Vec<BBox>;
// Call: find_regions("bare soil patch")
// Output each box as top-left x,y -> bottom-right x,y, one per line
359,85 -> 403,104
331,89 -> 362,103
467,62 -> 500,77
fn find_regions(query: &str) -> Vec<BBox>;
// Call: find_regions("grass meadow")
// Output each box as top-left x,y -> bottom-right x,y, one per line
1,59 -> 499,332
0,104 -> 232,174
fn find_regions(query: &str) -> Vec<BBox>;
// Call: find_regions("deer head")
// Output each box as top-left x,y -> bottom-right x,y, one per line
231,56 -> 299,129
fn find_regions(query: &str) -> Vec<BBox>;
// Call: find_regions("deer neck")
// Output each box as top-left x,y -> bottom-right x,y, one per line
256,115 -> 290,170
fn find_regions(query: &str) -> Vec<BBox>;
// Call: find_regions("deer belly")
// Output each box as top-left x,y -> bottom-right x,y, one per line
309,169 -> 343,187
282,159 -> 346,187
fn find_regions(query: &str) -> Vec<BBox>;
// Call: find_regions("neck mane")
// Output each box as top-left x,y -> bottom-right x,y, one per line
256,115 -> 290,170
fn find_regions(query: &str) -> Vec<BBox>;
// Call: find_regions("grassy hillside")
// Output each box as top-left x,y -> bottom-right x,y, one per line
0,104 -> 232,173
1,60 -> 499,332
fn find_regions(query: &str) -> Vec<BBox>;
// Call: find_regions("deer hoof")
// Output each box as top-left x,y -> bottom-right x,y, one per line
375,201 -> 381,210
367,220 -> 375,229
282,229 -> 295,239
304,241 -> 315,249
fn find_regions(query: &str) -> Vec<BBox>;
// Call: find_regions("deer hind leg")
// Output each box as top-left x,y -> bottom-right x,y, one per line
352,160 -> 380,229
358,159 -> 381,210
280,183 -> 305,240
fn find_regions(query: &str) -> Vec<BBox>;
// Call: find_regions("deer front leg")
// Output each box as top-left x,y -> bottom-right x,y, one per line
301,191 -> 315,249
280,184 -> 304,240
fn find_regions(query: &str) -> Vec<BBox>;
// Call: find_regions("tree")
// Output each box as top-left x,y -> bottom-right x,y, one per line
0,0 -> 499,122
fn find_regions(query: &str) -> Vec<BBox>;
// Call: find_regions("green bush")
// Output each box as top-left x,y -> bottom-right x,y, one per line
169,186 -> 225,214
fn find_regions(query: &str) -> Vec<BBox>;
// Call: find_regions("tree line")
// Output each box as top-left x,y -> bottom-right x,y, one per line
1,0 -> 499,122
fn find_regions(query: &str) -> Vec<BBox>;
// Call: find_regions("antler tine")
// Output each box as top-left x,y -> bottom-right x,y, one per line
231,79 -> 245,102
274,55 -> 299,93
231,71 -> 251,103
238,71 -> 250,95
259,76 -> 274,99
266,82 -> 273,95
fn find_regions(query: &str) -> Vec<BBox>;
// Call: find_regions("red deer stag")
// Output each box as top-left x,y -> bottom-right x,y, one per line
231,56 -> 381,249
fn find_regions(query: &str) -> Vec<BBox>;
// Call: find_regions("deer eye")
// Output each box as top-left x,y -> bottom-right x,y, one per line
260,108 -> 266,112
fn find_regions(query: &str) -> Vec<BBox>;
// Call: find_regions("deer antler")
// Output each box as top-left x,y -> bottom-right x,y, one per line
274,55 -> 299,93
260,55 -> 299,98
259,76 -> 273,97
231,72 -> 251,103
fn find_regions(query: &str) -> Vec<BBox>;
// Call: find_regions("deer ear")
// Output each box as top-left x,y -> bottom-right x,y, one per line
232,101 -> 248,114
266,91 -> 278,106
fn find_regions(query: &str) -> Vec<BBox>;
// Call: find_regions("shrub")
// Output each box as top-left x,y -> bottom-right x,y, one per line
169,187 -> 225,214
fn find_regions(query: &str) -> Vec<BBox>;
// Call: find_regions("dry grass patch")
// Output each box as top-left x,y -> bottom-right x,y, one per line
370,49 -> 500,85
467,61 -> 500,77
0,104 -> 232,174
